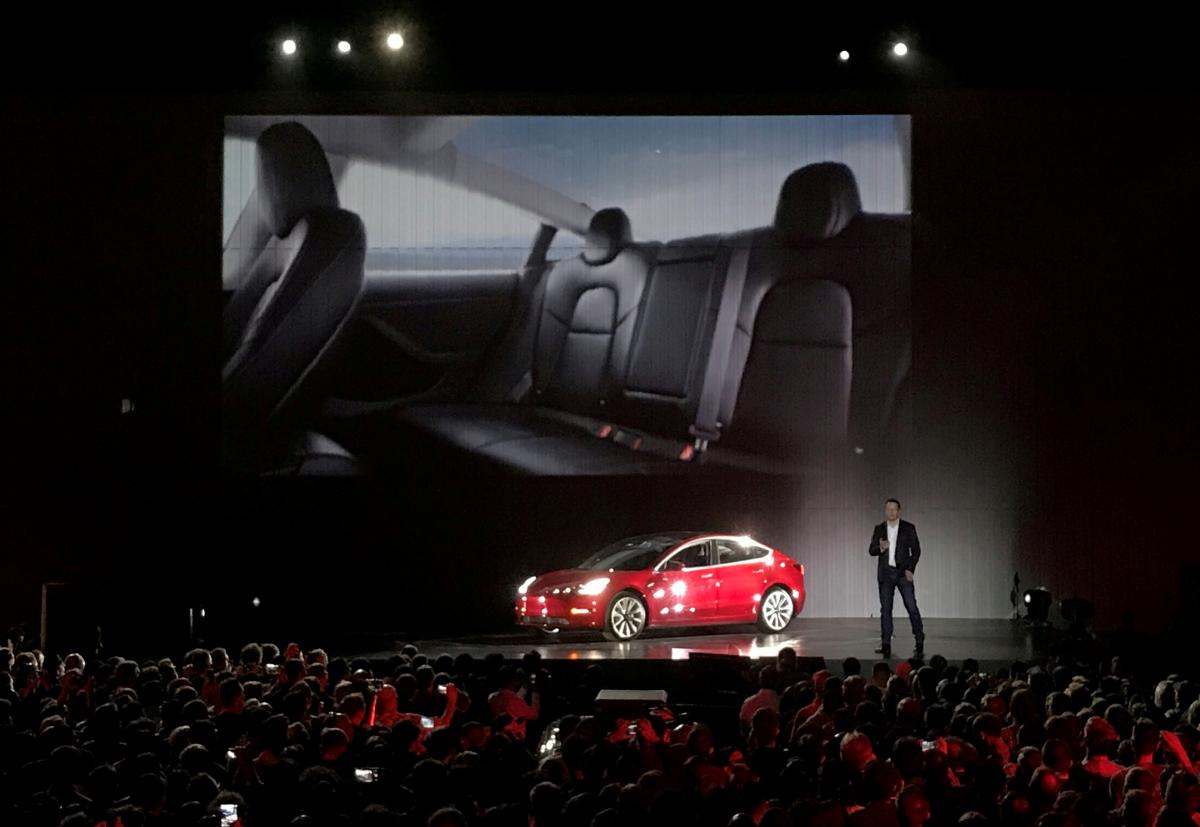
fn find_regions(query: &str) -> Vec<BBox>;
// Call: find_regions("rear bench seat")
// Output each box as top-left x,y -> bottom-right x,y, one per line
395,212 -> 735,474
394,163 -> 908,475
394,208 -> 676,474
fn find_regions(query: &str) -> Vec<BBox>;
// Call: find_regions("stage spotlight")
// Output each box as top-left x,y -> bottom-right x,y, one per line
892,41 -> 909,57
839,50 -> 850,62
386,31 -> 404,51
281,38 -> 297,57
1023,587 -> 1052,624
337,40 -> 351,54
252,596 -> 261,608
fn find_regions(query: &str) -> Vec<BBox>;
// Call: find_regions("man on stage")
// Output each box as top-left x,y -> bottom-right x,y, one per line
868,498 -> 924,659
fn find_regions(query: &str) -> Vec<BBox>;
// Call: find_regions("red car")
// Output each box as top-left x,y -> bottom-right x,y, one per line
514,532 -> 806,640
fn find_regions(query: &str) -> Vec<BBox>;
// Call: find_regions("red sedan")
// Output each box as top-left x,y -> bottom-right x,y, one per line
514,532 -> 806,640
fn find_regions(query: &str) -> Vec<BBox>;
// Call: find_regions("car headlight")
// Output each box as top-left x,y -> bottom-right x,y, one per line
577,577 -> 610,596
518,576 -> 537,595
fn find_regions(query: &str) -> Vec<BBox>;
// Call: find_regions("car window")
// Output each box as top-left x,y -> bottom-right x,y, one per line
546,233 -> 584,264
222,138 -> 538,285
714,539 -> 766,565
339,158 -> 535,276
580,533 -> 692,571
454,115 -> 910,241
679,542 -> 711,569
223,137 -> 258,251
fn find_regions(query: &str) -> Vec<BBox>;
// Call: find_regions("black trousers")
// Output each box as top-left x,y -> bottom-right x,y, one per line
879,565 -> 924,644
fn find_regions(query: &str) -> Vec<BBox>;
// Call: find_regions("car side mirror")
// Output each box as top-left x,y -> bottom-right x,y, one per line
663,559 -> 685,572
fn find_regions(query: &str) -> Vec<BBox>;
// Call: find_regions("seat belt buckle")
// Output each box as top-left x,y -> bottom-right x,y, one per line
688,424 -> 720,447
611,429 -> 641,451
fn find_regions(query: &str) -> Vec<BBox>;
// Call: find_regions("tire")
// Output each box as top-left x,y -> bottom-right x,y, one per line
757,586 -> 796,633
603,591 -> 648,641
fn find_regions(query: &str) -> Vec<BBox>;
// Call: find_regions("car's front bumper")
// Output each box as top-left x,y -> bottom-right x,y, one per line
514,593 -> 605,630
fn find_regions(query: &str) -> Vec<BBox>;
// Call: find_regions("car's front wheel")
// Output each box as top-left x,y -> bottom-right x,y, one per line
603,591 -> 648,641
757,586 -> 796,633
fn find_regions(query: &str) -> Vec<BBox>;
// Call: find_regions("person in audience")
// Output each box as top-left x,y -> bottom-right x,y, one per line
742,664 -> 782,730
487,666 -> 538,740
2,638 -> 1198,827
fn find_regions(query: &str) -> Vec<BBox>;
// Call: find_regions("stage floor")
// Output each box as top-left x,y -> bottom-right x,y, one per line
372,617 -> 1042,663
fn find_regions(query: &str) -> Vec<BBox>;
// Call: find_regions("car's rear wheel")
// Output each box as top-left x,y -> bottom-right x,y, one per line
603,592 -> 648,641
757,586 -> 795,633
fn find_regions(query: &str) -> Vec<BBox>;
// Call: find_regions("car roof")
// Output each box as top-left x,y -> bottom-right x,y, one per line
615,531 -> 764,545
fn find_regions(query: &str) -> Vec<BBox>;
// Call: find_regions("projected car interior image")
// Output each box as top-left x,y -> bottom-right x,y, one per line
514,532 -> 806,640
222,115 -> 910,476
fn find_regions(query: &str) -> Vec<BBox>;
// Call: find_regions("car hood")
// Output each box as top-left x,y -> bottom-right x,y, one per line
528,569 -> 629,593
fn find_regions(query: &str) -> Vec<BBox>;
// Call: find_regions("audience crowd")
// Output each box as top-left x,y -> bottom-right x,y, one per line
2,636 -> 1199,827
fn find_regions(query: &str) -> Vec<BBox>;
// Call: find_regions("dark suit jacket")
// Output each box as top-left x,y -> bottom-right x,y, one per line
868,519 -> 921,580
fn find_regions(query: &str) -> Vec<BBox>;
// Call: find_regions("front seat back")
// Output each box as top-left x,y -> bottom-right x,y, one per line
222,122 -> 366,433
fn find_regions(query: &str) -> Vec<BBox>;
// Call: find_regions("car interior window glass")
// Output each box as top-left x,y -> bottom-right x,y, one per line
338,158 -> 535,275
681,543 -> 710,568
715,540 -> 751,565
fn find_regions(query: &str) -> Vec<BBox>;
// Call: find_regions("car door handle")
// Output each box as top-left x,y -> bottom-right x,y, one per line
700,573 -> 714,579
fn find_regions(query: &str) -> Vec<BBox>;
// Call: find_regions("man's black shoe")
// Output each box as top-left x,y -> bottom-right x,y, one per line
874,644 -> 891,658
914,639 -> 925,659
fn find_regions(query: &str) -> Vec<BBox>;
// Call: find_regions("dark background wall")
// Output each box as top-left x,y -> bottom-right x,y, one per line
2,89 -> 1196,652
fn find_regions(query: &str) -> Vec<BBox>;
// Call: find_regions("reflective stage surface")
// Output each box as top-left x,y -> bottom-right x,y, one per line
371,618 -> 1044,663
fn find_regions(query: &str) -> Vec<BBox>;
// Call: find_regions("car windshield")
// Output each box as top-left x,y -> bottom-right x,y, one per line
579,533 -> 695,572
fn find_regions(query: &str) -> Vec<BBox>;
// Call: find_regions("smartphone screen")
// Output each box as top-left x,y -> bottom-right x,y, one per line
354,767 -> 378,783
420,716 -> 435,729
219,803 -> 239,826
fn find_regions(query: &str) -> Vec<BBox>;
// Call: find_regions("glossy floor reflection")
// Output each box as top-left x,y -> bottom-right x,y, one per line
387,617 -> 1042,662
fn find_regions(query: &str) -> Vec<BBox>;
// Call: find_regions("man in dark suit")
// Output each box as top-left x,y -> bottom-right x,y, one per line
868,498 -> 924,658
